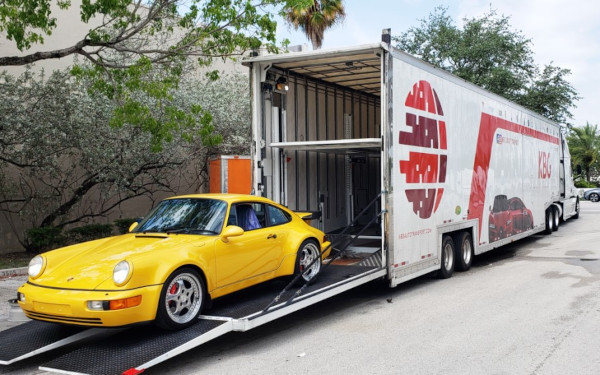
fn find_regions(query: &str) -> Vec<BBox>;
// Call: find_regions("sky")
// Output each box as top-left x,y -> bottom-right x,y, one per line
275,0 -> 600,127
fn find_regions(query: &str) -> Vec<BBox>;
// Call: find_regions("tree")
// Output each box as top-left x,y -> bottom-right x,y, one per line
394,6 -> 579,123
0,0 -> 302,147
285,0 -> 345,49
0,67 -> 251,249
567,123 -> 600,183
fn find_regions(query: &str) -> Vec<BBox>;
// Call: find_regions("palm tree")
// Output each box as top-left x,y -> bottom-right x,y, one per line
567,123 -> 600,183
286,0 -> 345,49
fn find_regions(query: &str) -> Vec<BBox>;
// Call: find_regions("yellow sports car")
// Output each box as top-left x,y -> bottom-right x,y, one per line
17,194 -> 330,330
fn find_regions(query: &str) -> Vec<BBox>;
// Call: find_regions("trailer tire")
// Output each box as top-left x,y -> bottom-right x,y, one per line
544,209 -> 553,235
294,239 -> 321,284
551,206 -> 560,231
437,235 -> 455,279
454,231 -> 473,272
155,267 -> 205,330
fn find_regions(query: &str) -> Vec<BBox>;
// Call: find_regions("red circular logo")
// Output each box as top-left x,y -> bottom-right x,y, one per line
399,80 -> 447,219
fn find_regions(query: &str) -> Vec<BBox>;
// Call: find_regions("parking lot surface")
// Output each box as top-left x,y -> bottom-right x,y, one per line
1,201 -> 599,374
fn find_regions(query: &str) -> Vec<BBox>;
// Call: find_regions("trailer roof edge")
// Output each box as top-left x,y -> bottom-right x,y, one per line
242,43 -> 385,66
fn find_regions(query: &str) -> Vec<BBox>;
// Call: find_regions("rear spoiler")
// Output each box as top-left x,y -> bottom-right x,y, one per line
295,211 -> 322,223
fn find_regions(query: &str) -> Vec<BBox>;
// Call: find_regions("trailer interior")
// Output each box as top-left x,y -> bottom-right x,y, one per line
247,45 -> 385,257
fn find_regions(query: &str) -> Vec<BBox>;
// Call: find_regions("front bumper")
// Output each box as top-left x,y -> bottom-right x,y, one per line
17,282 -> 162,327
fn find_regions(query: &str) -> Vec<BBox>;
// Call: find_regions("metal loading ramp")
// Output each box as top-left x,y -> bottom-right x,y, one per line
40,257 -> 384,375
0,321 -> 98,365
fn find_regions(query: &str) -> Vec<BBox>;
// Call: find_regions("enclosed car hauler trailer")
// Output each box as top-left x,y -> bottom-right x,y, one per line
245,29 -> 580,285
0,31 -> 580,375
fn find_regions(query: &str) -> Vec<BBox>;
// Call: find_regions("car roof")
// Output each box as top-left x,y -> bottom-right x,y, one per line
165,193 -> 272,204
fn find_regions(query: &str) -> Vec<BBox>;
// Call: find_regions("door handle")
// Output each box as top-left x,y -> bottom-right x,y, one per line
267,234 -> 277,239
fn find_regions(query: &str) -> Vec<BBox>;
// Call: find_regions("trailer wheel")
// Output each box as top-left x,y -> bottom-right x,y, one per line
573,200 -> 580,219
295,239 -> 321,284
544,209 -> 553,235
551,206 -> 560,231
454,232 -> 473,272
155,267 -> 204,330
437,235 -> 455,279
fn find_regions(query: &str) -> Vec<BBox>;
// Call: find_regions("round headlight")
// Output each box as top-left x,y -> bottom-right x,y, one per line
28,255 -> 45,279
113,260 -> 132,286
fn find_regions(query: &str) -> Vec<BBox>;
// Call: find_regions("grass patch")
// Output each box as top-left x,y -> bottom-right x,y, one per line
0,252 -> 32,269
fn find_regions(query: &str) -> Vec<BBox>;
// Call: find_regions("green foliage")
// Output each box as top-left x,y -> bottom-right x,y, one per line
25,226 -> 65,253
66,224 -> 114,243
0,0 -> 305,147
394,6 -> 579,123
0,252 -> 32,269
567,123 -> 600,183
286,0 -> 346,49
574,180 -> 597,189
25,223 -> 114,253
0,67 -> 251,249
114,218 -> 139,234
0,0 -> 69,51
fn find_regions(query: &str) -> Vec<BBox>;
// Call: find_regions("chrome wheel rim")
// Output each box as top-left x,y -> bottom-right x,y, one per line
443,242 -> 454,271
299,242 -> 320,281
462,238 -> 472,265
591,194 -> 599,202
164,273 -> 202,324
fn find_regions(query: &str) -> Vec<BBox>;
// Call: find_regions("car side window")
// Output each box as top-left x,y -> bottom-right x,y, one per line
231,203 -> 265,231
227,205 -> 238,226
266,205 -> 291,227
251,203 -> 266,227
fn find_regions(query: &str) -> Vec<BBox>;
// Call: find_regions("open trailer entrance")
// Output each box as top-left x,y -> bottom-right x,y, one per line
246,46 -> 384,247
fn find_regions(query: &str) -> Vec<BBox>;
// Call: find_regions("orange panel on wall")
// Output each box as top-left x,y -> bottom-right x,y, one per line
209,156 -> 251,194
227,157 -> 251,194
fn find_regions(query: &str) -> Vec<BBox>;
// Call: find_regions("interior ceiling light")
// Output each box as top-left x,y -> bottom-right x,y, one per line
276,76 -> 289,91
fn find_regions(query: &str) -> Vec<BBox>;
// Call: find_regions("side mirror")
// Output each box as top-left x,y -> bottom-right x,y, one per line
576,165 -> 582,175
128,222 -> 139,232
221,225 -> 244,243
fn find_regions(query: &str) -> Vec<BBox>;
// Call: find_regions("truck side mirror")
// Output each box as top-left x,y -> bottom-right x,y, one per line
576,165 -> 582,175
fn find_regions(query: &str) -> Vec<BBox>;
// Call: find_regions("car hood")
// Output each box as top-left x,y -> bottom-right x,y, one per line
33,233 -> 208,290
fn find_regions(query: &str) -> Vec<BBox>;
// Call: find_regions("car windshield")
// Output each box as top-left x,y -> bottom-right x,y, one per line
135,198 -> 227,235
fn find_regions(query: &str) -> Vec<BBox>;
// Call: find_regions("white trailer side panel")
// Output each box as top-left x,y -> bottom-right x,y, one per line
387,48 -> 562,283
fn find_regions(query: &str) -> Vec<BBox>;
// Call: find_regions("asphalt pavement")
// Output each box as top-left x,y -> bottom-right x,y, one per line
1,201 -> 599,374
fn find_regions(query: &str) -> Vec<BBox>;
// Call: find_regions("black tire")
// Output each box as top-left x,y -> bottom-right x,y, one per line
544,208 -> 553,235
590,193 -> 599,202
573,199 -> 580,219
454,231 -> 473,272
295,239 -> 321,283
437,235 -> 455,279
155,267 -> 205,330
551,206 -> 560,231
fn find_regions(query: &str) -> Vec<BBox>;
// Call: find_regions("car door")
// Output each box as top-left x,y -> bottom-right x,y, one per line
214,202 -> 285,290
